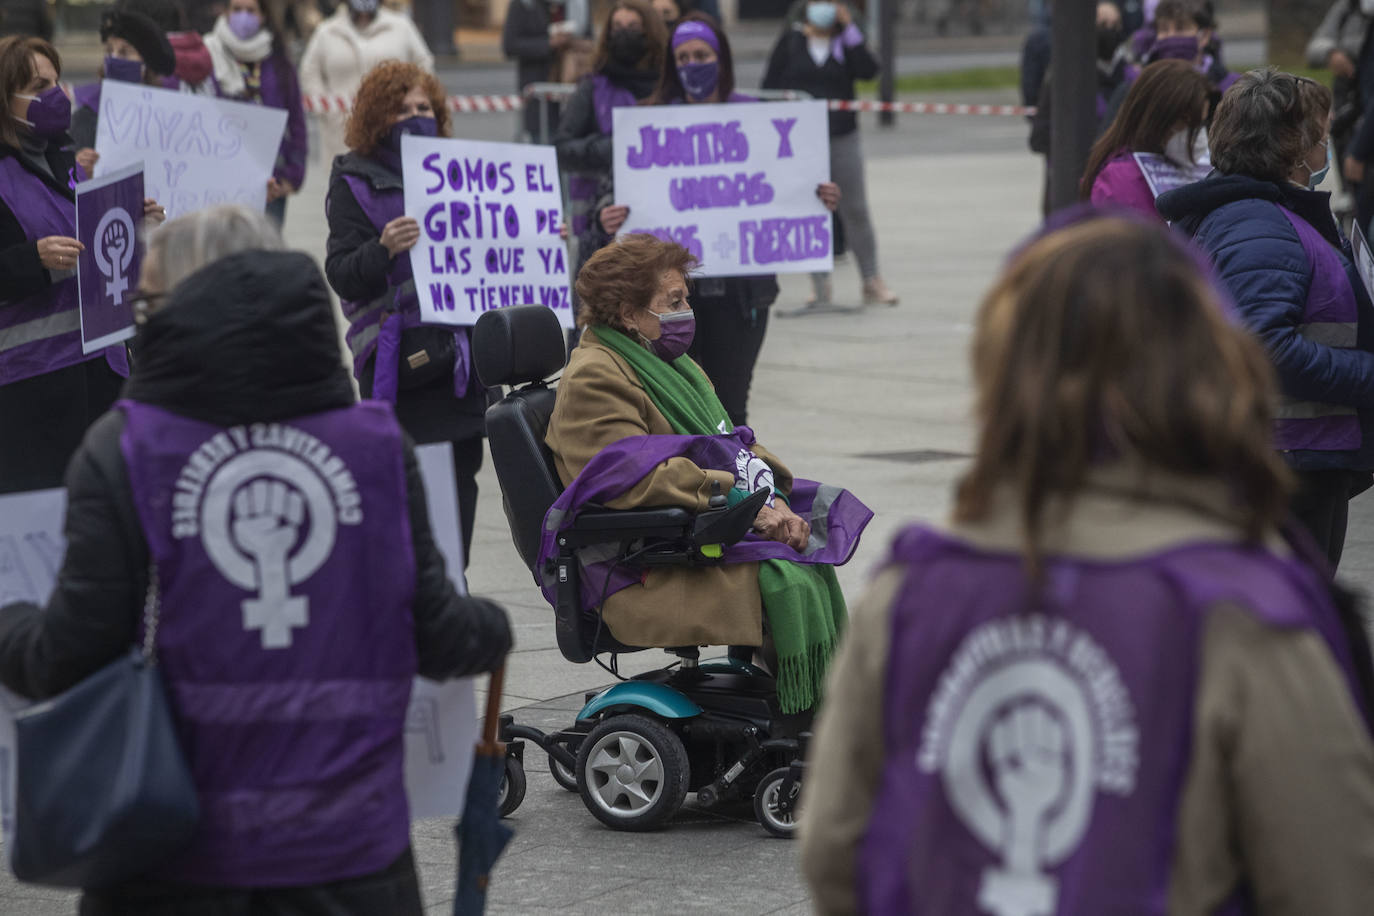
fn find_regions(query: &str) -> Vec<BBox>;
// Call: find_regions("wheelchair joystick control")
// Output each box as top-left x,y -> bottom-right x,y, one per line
708,479 -> 727,510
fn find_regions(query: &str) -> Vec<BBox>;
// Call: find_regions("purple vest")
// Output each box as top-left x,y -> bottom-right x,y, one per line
337,171 -> 474,402
858,524 -> 1366,915
119,399 -> 419,887
0,155 -> 127,386
1274,206 -> 1362,453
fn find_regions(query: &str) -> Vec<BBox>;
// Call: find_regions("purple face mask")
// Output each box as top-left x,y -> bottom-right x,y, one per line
13,85 -> 71,138
104,55 -> 144,83
1150,34 -> 1200,62
643,309 -> 696,360
677,61 -> 720,101
228,10 -> 262,39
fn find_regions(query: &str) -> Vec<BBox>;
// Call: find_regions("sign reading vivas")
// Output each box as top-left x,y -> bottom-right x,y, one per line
76,161 -> 143,353
402,135 -> 572,328
612,100 -> 833,278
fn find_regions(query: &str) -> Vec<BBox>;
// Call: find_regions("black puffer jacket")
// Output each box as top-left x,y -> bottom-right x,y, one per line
0,249 -> 512,701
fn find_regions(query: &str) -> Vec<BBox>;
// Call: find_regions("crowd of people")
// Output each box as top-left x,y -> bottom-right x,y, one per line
4,0 -> 1374,912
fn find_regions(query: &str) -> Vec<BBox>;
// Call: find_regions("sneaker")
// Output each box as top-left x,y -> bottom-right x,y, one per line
863,277 -> 899,306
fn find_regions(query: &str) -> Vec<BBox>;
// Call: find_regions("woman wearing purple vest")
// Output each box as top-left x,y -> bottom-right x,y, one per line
594,15 -> 838,425
325,61 -> 487,562
1160,70 -> 1374,570
0,204 -> 512,913
800,215 -> 1374,914
0,36 -> 164,494
204,0 -> 308,227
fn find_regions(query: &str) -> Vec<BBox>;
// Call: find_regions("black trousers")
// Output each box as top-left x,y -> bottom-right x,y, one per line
79,848 -> 424,916
451,433 -> 483,564
689,303 -> 770,428
1290,468 -> 1370,570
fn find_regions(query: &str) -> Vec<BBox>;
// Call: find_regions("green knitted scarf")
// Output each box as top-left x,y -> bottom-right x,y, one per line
594,325 -> 845,712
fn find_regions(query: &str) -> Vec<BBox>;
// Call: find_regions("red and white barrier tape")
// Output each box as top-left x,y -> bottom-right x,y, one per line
300,92 -> 1033,117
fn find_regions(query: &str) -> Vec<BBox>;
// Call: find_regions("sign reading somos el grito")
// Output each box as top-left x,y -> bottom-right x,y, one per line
403,135 -> 572,328
612,100 -> 833,278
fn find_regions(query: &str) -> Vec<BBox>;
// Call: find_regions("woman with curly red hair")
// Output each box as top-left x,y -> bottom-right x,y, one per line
325,61 -> 486,563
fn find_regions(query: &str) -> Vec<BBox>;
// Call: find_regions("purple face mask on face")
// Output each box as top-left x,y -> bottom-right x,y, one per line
677,60 -> 719,101
104,55 -> 143,83
13,85 -> 71,138
228,9 -> 262,39
643,308 -> 696,360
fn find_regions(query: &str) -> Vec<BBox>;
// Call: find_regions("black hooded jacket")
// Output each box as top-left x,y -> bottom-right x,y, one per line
0,250 -> 511,700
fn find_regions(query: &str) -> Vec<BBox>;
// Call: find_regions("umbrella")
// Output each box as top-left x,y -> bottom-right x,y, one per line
454,666 -> 515,916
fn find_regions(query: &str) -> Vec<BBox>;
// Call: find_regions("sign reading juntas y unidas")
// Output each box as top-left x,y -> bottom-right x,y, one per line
612,100 -> 833,278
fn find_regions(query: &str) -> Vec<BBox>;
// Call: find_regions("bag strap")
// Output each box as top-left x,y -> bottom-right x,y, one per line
140,564 -> 161,664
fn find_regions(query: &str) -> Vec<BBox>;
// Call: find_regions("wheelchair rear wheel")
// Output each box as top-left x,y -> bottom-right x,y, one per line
753,767 -> 801,838
577,714 -> 690,831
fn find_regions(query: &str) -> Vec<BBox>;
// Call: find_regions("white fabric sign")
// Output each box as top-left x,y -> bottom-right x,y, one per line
612,100 -> 833,278
93,80 -> 287,219
403,134 -> 572,327
0,446 -> 479,843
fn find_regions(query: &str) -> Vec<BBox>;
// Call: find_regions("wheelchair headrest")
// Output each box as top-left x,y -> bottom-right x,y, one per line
473,305 -> 567,388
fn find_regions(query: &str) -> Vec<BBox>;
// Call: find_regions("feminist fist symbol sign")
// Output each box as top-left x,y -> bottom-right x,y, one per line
93,207 -> 136,305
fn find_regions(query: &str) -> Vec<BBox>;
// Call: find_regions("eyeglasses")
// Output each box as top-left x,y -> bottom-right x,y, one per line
131,291 -> 168,324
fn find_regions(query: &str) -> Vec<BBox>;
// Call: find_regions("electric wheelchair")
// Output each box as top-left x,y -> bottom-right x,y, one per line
473,305 -> 808,836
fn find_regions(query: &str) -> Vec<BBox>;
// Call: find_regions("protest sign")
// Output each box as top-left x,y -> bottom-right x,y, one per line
1354,223 -> 1374,305
94,81 -> 287,218
76,161 -> 143,353
612,100 -> 833,278
0,446 -> 478,840
1132,152 -> 1210,200
403,135 -> 571,327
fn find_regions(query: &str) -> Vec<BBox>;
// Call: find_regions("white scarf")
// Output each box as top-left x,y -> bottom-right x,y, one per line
207,14 -> 274,97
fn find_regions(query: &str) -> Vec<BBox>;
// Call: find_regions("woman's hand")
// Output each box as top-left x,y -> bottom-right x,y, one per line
599,204 -> 630,235
753,502 -> 811,552
559,220 -> 569,241
266,177 -> 295,202
816,182 -> 841,211
75,148 -> 99,173
835,3 -> 852,27
380,216 -> 422,257
37,235 -> 84,271
143,198 -> 166,225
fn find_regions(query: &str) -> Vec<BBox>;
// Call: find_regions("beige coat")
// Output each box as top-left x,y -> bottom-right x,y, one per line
545,328 -> 793,648
800,468 -> 1374,915
297,5 -> 435,163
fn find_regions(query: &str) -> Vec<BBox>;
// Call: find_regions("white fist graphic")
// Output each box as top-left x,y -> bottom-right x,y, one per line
233,479 -> 309,649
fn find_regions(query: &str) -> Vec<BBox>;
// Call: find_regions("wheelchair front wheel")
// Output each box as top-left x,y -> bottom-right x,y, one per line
577,714 -> 690,831
498,754 -> 527,818
754,766 -> 801,838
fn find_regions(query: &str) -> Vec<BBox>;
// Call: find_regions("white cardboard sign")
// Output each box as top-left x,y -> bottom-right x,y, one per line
403,134 -> 572,327
94,80 -> 287,219
612,100 -> 833,277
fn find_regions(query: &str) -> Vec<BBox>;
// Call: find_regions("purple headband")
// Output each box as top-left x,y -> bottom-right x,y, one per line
672,20 -> 720,53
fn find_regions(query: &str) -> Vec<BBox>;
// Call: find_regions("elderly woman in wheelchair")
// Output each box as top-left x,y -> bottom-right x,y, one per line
472,234 -> 870,834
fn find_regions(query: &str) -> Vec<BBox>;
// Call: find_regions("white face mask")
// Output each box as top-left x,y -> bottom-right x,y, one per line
1164,126 -> 1209,167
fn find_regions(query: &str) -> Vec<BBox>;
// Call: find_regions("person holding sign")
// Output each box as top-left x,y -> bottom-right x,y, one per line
70,8 -> 178,175
325,61 -> 485,562
0,204 -> 512,913
0,36 -> 164,493
204,0 -> 308,227
1080,59 -> 1210,216
1159,71 -> 1374,569
610,14 -> 839,426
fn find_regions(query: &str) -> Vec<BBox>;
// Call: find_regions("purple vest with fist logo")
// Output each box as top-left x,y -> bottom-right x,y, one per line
119,399 -> 418,887
858,524 -> 1367,915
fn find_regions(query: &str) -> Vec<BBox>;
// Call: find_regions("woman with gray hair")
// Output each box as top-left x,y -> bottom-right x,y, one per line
1158,68 -> 1374,569
0,203 -> 512,912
